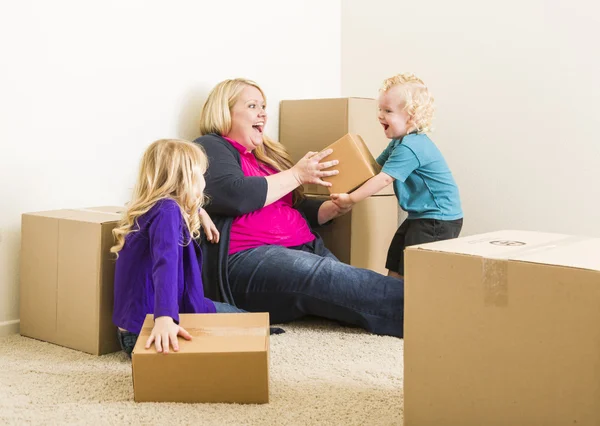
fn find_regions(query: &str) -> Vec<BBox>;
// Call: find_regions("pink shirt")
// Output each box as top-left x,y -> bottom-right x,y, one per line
225,138 -> 315,255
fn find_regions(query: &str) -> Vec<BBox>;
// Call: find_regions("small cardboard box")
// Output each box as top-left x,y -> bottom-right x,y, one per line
318,133 -> 381,194
132,312 -> 270,404
20,206 -> 124,355
403,230 -> 600,426
311,194 -> 398,274
280,97 -> 393,196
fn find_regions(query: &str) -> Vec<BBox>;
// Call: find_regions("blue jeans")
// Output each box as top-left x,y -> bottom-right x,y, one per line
117,302 -> 246,357
212,301 -> 247,314
227,238 -> 405,337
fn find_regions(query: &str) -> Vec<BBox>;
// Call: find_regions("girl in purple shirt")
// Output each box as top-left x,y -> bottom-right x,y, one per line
111,138 -> 243,357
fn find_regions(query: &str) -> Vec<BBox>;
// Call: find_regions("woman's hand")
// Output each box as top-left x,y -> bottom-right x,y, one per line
317,199 -> 353,225
291,149 -> 339,187
145,316 -> 192,354
199,208 -> 220,243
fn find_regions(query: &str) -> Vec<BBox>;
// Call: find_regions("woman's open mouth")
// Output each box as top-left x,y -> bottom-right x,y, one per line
252,122 -> 264,133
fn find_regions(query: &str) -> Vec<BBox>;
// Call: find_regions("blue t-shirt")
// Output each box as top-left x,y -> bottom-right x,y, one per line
377,133 -> 462,220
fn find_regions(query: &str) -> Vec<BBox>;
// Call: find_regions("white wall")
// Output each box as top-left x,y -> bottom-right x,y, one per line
342,0 -> 600,237
0,0 -> 341,334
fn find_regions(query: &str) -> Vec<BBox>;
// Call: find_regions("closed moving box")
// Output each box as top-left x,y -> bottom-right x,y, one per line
20,206 -> 123,355
404,230 -> 600,426
312,194 -> 398,274
132,313 -> 270,404
280,97 -> 393,196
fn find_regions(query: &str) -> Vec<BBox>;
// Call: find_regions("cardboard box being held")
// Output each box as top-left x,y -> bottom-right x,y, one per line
20,206 -> 124,355
132,313 -> 270,404
318,133 -> 381,194
404,230 -> 600,426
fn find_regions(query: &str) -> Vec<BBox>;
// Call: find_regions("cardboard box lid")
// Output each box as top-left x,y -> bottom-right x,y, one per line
84,206 -> 125,214
134,313 -> 269,355
281,96 -> 374,103
407,230 -> 600,272
24,207 -> 123,224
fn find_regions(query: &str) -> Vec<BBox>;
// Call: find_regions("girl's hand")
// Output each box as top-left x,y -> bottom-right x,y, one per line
291,149 -> 339,186
330,193 -> 355,210
199,208 -> 220,243
145,316 -> 192,354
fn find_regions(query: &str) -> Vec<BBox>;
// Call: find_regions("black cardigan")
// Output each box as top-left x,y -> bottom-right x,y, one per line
194,134 -> 326,305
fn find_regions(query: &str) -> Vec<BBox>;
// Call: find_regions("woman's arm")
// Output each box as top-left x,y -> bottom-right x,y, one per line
316,200 -> 352,225
295,197 -> 352,228
199,135 -> 339,215
198,136 -> 269,217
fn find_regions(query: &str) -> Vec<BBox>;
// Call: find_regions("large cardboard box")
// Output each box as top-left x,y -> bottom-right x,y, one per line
20,206 -> 124,355
132,313 -> 270,404
280,97 -> 393,196
404,230 -> 600,426
312,194 -> 398,274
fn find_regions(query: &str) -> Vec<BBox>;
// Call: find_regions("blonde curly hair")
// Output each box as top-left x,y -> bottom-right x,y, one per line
381,73 -> 435,133
199,78 -> 304,203
111,138 -> 208,257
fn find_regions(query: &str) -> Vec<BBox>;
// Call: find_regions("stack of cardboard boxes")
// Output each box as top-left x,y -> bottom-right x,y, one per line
20,206 -> 271,403
280,97 -> 400,275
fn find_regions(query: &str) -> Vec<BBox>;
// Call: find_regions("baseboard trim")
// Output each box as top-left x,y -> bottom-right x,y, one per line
0,320 -> 20,337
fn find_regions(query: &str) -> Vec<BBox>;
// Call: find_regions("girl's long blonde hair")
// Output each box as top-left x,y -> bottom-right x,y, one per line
199,78 -> 303,203
111,138 -> 208,257
381,73 -> 435,134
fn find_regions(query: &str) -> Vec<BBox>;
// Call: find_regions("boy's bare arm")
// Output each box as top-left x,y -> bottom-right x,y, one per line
350,172 -> 394,203
331,172 -> 394,208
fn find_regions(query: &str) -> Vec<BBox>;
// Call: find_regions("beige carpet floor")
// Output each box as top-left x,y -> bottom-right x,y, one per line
0,319 -> 403,425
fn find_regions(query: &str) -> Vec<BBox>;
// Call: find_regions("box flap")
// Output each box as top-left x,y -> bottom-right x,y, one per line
133,313 -> 269,355
407,230 -> 600,272
56,220 -> 100,353
25,207 -> 122,224
84,206 -> 125,214
280,96 -> 373,103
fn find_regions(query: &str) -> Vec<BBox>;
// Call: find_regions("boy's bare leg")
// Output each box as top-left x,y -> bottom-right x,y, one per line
387,270 -> 403,280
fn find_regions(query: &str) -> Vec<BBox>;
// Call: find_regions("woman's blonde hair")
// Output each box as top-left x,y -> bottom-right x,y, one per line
381,73 -> 435,133
111,138 -> 208,257
199,78 -> 303,203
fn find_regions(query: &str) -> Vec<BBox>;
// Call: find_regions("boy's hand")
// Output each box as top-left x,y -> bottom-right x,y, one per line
146,316 -> 192,354
330,193 -> 355,210
199,208 -> 220,243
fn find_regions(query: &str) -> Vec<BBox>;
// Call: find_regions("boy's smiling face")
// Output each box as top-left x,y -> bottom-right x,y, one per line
377,85 -> 412,140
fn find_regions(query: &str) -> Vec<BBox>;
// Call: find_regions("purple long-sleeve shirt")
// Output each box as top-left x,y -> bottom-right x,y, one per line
112,198 -> 216,334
